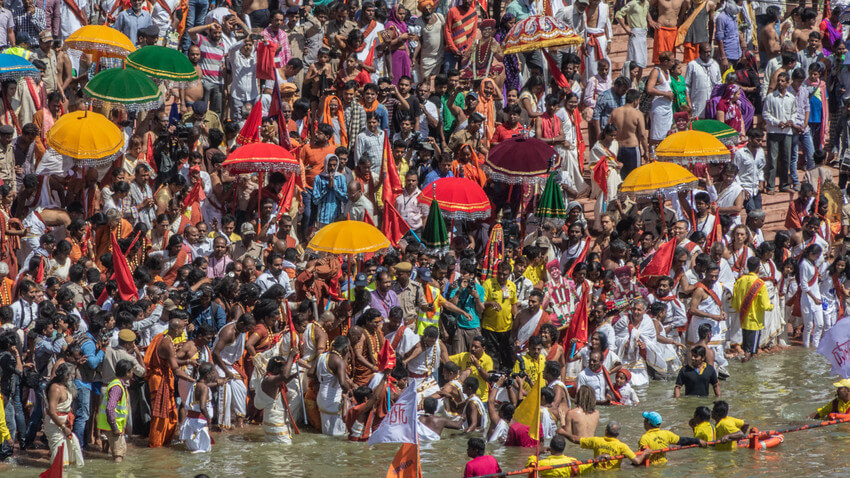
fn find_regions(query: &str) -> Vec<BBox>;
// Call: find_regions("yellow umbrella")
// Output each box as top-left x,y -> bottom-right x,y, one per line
64,25 -> 136,58
654,130 -> 731,164
46,111 -> 124,167
308,221 -> 390,254
620,162 -> 698,197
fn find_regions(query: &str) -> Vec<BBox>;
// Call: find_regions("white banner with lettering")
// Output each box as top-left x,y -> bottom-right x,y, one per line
367,383 -> 418,445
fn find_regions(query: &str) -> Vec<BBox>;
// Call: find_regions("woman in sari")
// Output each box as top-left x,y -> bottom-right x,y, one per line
589,124 -> 621,228
383,5 -> 412,85
705,82 -> 755,131
715,84 -> 745,135
559,93 -> 589,198
0,185 -> 22,277
730,52 -> 762,116
495,14 -> 520,95
820,7 -> 843,56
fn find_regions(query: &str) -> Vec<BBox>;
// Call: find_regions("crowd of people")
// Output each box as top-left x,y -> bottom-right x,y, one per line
0,0 -> 849,475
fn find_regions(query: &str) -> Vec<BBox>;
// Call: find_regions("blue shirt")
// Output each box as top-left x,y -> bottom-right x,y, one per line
715,12 -> 742,61
447,283 -> 485,329
422,168 -> 454,187
191,302 -> 227,332
312,173 -> 348,225
78,332 -> 105,388
592,89 -> 625,128
113,9 -> 152,45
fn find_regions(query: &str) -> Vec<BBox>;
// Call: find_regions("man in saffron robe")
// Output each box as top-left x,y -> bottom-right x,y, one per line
145,317 -> 195,447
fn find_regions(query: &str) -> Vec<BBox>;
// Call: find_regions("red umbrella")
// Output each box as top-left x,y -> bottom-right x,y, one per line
418,177 -> 491,221
221,142 -> 300,174
484,136 -> 561,184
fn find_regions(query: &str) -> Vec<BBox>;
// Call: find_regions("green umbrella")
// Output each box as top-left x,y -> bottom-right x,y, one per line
691,119 -> 740,146
84,67 -> 162,111
125,45 -> 199,86
422,199 -> 449,252
536,172 -> 568,219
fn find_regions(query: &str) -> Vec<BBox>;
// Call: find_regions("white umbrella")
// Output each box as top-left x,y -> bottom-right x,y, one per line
817,319 -> 850,378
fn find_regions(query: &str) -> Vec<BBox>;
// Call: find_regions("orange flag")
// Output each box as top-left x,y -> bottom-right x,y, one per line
381,131 -> 408,246
386,443 -> 422,478
40,443 -> 64,478
111,232 -> 139,302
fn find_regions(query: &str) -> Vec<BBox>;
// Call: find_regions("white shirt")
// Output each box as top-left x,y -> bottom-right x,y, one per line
354,129 -> 385,177
396,189 -> 427,231
151,0 -> 180,37
60,0 -> 88,40
684,59 -> 722,118
733,146 -> 765,196
226,43 -> 259,102
577,367 -> 608,402
763,89 -> 797,135
11,299 -> 38,330
256,270 -> 294,297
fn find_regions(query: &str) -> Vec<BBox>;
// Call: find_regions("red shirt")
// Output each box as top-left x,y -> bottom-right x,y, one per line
463,455 -> 501,478
504,421 -> 543,447
491,123 -> 524,144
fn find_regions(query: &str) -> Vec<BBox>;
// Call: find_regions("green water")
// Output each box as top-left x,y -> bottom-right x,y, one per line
5,347 -> 850,477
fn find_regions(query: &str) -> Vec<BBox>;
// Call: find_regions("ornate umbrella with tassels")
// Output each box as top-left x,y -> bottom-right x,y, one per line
421,199 -> 449,254
536,171 -> 568,220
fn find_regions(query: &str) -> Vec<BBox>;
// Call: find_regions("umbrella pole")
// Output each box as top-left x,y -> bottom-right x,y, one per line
347,254 -> 352,332
258,171 -> 264,229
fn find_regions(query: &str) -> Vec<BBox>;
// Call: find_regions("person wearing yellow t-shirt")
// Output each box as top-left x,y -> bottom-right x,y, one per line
637,411 -> 706,466
564,421 -> 644,470
730,257 -> 774,362
809,378 -> 850,419
450,337 -> 494,401
689,406 -> 716,442
712,400 -> 749,451
481,262 -> 518,369
526,435 -> 594,477
513,336 -> 546,392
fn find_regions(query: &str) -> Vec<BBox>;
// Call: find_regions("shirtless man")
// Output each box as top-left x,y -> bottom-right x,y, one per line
182,46 -> 205,114
650,0 -> 686,64
511,290 -> 548,353
242,0 -> 270,30
419,396 -> 463,440
212,313 -> 257,429
609,89 -> 648,178
791,7 -> 818,52
556,385 -> 600,440
758,6 -> 781,67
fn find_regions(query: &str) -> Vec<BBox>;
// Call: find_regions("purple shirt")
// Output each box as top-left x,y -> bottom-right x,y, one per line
105,379 -> 127,429
791,85 -> 810,130
369,289 -> 399,317
207,254 -> 233,278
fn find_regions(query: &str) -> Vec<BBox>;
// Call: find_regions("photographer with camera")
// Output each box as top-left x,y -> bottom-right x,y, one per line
446,260 -> 485,355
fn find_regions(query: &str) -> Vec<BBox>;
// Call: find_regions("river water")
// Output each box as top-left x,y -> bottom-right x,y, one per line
5,347 -> 850,477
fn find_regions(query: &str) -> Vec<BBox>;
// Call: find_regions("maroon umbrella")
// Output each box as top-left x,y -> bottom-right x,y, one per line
484,136 -> 561,184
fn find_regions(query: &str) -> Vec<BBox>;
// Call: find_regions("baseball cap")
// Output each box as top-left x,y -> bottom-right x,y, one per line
417,267 -> 432,282
241,223 -> 256,235
642,411 -> 662,427
39,31 -> 53,43
354,273 -> 369,287
163,299 -> 178,311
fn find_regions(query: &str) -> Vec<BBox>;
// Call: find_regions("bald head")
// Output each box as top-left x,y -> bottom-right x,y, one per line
605,421 -> 620,437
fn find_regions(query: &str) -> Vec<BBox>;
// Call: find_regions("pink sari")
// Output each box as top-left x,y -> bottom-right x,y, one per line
716,84 -> 744,134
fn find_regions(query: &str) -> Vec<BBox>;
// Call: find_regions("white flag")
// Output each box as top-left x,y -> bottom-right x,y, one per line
817,319 -> 850,378
367,383 -> 418,445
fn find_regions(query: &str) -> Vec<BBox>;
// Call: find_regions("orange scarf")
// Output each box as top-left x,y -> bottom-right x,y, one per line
475,78 -> 497,142
321,95 -> 348,147
451,146 -> 487,187
361,98 -> 379,113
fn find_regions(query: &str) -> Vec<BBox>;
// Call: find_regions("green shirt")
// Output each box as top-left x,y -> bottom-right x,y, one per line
614,0 -> 650,29
441,91 -> 466,135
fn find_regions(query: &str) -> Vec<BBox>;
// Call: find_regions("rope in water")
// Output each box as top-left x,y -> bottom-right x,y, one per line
469,415 -> 850,478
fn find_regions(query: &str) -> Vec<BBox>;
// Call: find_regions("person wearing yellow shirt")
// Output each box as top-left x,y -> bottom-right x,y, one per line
450,337 -> 494,401
637,411 -> 706,466
564,421 -> 645,470
0,392 -> 11,459
712,400 -> 749,451
513,336 -> 546,392
689,406 -> 716,442
730,257 -> 774,362
526,435 -> 594,477
481,262 -> 518,369
809,378 -> 850,419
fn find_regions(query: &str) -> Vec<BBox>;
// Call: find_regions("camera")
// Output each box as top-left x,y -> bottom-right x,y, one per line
487,370 -> 513,388
409,132 -> 426,151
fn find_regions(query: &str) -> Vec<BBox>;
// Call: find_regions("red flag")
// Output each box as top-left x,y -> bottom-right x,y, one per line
256,40 -> 277,81
638,237 -> 677,286
381,131 -> 408,245
35,256 -> 44,284
111,232 -> 139,302
284,302 -> 298,353
377,338 -> 397,371
274,173 -> 297,221
592,157 -> 609,192
542,50 -> 570,89
565,239 -> 591,279
182,180 -> 206,208
236,99 -> 262,146
386,443 -> 422,478
268,77 -> 292,150
562,287 -> 589,354
144,132 -> 157,174
363,209 -> 375,226
40,443 -> 64,478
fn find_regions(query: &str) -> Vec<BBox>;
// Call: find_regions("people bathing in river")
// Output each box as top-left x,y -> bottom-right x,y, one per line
810,379 -> 850,419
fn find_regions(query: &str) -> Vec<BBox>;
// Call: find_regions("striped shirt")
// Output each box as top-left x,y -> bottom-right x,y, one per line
444,6 -> 477,53
196,35 -> 225,85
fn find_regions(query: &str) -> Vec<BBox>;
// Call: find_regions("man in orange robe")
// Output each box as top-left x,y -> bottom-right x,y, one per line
145,318 -> 194,447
